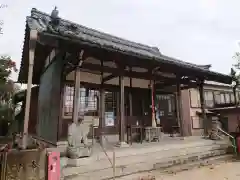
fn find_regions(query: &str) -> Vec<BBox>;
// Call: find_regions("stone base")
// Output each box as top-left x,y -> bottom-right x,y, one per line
115,141 -> 129,148
67,145 -> 92,159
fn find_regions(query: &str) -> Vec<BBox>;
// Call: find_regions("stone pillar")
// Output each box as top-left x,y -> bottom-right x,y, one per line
176,79 -> 184,136
199,80 -> 208,137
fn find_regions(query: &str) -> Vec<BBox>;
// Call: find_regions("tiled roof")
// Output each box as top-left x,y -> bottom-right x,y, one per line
28,8 -> 161,59
19,8 -> 232,84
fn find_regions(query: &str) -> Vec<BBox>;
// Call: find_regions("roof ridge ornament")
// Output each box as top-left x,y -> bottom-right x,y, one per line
51,6 -> 59,19
50,6 -> 60,28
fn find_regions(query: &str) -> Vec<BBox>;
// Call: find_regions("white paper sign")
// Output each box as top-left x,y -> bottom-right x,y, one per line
105,112 -> 114,126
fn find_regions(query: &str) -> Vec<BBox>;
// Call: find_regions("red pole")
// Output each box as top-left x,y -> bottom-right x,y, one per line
151,81 -> 155,116
151,80 -> 156,127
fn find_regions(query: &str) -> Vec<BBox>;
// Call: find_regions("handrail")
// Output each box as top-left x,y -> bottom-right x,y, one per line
217,128 -> 234,139
217,127 -> 237,155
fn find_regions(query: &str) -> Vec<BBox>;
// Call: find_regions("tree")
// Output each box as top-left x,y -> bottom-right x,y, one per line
0,55 -> 17,98
232,52 -> 240,90
0,55 -> 17,136
232,52 -> 240,132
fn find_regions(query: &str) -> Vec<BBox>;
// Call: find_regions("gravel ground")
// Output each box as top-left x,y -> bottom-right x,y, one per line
118,161 -> 240,180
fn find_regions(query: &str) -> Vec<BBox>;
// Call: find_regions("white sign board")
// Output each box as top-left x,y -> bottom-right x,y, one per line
105,112 -> 114,126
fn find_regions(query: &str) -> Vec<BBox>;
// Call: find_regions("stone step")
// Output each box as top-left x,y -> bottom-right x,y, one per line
161,154 -> 234,174
116,154 -> 234,180
63,145 -> 229,180
66,140 -> 223,164
65,141 -> 228,167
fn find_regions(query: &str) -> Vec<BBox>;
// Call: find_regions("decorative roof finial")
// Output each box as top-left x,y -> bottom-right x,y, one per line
51,6 -> 59,19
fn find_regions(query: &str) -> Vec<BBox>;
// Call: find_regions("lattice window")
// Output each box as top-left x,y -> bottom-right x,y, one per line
220,93 -> 225,104
204,91 -> 214,108
214,91 -> 221,104
63,85 -> 98,117
225,93 -> 230,104
64,86 -> 74,116
230,93 -> 235,103
189,89 -> 200,108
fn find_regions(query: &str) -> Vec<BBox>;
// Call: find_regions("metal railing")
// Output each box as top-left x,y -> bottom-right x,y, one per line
217,127 -> 237,155
92,125 -> 116,180
101,135 -> 116,180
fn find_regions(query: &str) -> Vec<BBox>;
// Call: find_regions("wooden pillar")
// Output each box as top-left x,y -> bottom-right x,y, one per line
129,76 -> 133,116
57,84 -> 64,140
72,51 -> 84,124
99,88 -> 105,145
199,80 -> 208,136
22,29 -> 37,149
176,78 -> 184,136
119,75 -> 125,143
233,85 -> 237,105
99,60 -> 105,145
72,67 -> 81,124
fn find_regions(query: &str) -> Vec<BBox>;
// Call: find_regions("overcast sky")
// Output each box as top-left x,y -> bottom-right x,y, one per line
1,0 -> 240,80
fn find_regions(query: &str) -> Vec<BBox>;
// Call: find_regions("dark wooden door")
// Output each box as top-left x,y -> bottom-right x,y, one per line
219,116 -> 229,133
131,89 -> 151,126
156,94 -> 176,133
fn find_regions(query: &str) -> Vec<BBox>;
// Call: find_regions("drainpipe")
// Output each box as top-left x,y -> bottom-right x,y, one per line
22,30 -> 38,149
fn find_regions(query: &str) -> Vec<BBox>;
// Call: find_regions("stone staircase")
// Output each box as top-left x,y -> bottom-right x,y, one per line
60,138 -> 233,180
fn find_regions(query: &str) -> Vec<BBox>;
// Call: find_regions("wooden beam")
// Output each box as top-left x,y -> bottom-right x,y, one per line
176,77 -> 184,137
72,50 -> 84,123
129,73 -> 133,116
102,74 -> 117,83
99,59 -> 105,146
181,83 -> 198,90
155,79 -> 197,89
66,62 -> 172,81
119,75 -> 125,143
72,65 -> 81,124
